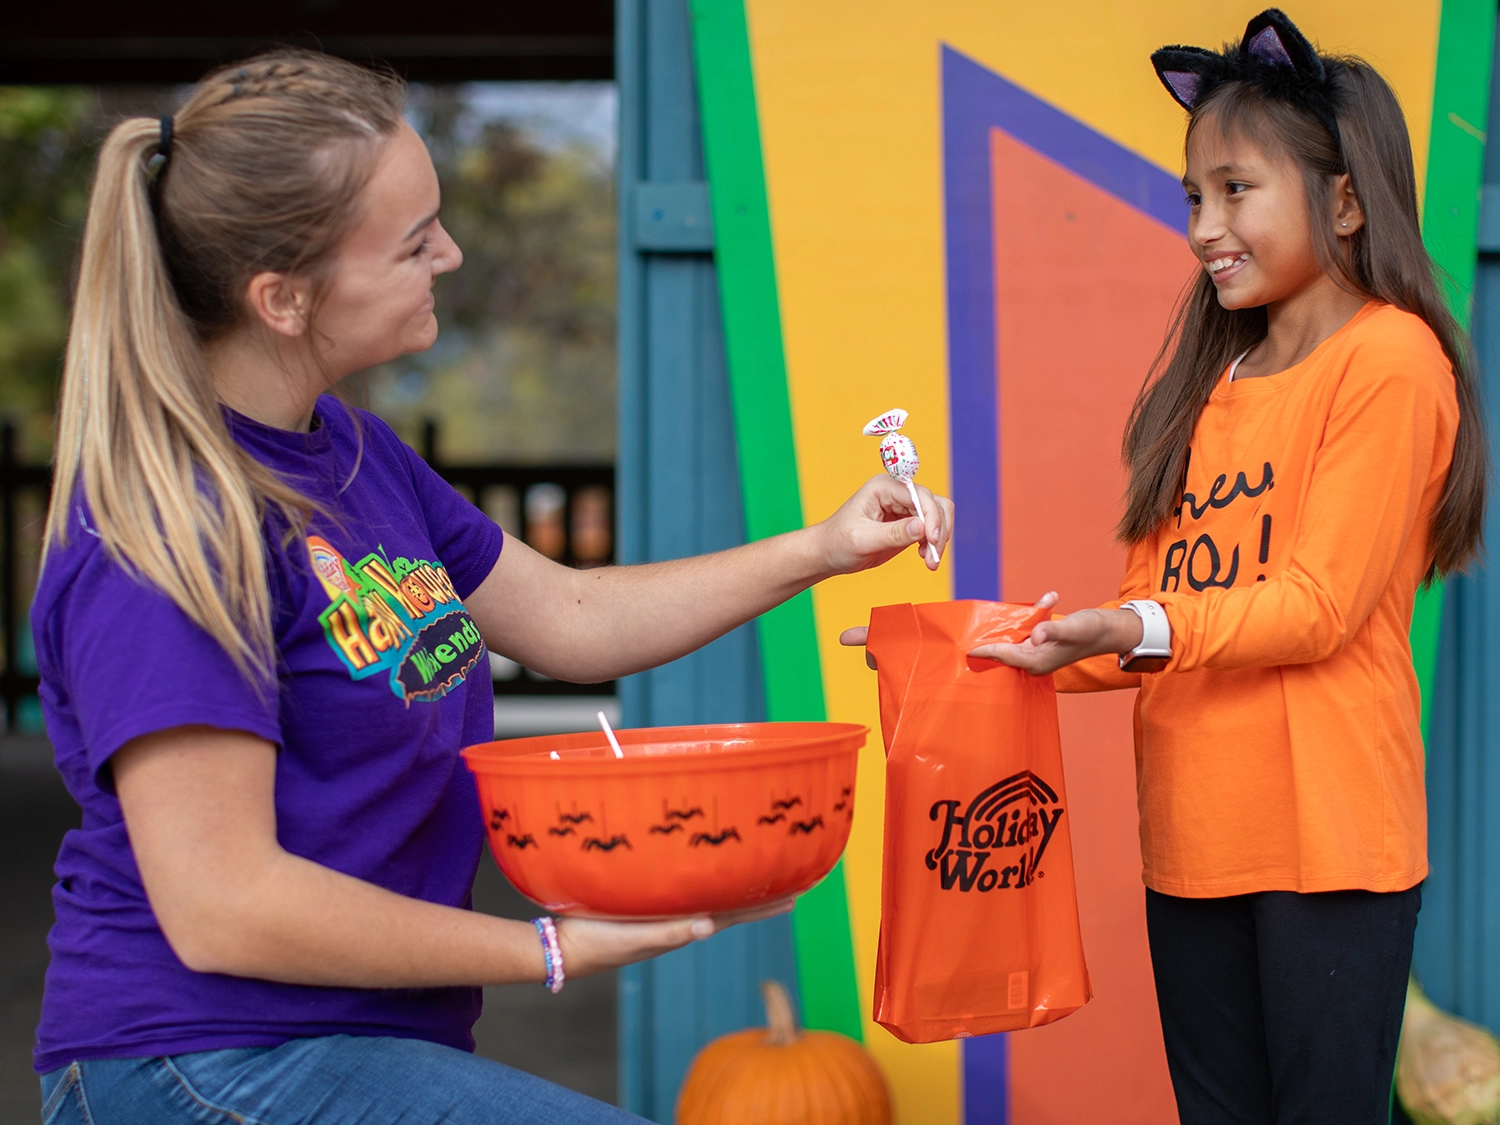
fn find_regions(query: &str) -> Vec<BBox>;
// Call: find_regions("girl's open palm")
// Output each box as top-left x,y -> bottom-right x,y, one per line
969,596 -> 1111,674
841,590 -> 1143,675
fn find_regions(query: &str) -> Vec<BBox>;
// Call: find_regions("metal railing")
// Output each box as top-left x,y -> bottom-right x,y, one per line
419,424 -> 616,697
0,420 -> 615,728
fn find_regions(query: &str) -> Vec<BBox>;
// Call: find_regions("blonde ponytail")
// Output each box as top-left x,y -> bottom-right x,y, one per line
43,51 -> 407,682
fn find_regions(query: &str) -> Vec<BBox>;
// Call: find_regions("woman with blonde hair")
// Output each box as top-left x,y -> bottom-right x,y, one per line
33,51 -> 950,1123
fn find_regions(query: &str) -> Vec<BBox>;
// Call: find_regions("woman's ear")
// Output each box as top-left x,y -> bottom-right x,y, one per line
243,271 -> 312,338
1332,173 -> 1365,238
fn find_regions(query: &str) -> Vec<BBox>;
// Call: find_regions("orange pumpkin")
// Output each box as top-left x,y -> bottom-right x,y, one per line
676,980 -> 892,1125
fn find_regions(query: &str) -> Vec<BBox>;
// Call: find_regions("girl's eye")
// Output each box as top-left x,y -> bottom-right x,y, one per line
412,237 -> 431,258
1184,192 -> 1201,208
1227,182 -> 1249,195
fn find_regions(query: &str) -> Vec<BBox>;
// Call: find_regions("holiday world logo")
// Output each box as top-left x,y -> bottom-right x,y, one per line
925,770 -> 1064,892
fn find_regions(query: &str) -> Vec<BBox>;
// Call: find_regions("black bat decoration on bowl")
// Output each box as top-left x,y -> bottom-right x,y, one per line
689,827 -> 742,847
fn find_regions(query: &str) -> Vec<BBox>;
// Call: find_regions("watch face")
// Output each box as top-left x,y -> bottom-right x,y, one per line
1120,653 -> 1169,674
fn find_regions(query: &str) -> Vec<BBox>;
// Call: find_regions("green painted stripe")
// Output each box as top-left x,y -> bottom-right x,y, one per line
688,0 -> 865,1041
1415,0 -> 1496,734
789,857 -> 863,1037
1409,583 -> 1444,736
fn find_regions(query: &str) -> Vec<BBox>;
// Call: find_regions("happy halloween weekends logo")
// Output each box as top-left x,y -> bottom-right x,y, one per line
307,535 -> 483,704
926,771 -> 1064,893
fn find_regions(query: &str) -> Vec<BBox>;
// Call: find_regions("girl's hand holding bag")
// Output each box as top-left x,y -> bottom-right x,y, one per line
866,600 -> 1091,1043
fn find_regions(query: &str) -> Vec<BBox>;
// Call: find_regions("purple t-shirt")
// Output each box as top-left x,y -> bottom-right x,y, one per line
31,398 -> 503,1073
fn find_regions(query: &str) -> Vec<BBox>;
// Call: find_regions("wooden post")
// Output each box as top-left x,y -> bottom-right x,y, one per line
2,421 -> 18,732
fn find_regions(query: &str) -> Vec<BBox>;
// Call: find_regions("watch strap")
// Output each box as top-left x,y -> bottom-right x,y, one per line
1119,599 -> 1172,672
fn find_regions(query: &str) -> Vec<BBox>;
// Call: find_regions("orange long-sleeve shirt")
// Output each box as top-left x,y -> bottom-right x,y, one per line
1058,302 -> 1457,896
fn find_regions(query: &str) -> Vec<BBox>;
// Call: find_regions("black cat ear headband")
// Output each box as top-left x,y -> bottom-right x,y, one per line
1151,8 -> 1341,149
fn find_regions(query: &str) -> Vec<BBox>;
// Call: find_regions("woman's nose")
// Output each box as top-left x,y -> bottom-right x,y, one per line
432,223 -> 463,275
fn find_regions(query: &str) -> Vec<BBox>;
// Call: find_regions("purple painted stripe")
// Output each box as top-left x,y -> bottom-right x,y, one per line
942,46 -> 1002,601
952,52 -> 1191,238
964,1035 -> 1010,1125
942,44 -> 1187,605
940,45 -> 1187,1124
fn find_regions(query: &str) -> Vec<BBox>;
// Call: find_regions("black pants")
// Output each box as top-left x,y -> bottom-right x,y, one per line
1146,885 -> 1421,1125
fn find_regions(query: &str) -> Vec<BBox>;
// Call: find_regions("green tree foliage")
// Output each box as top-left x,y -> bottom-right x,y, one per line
0,86 -> 176,456
0,88 -> 93,451
360,86 -> 617,464
0,83 -> 615,464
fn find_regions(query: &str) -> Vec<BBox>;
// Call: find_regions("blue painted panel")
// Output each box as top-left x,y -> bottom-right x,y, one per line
1415,251 -> 1500,1032
1414,19 -> 1500,1033
632,182 -> 715,251
616,0 -> 801,1118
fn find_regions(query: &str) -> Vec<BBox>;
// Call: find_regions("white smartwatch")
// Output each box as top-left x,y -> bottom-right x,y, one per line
1118,600 -> 1172,673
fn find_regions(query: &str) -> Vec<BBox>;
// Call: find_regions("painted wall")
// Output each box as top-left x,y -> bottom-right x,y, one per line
712,2 -> 1459,1122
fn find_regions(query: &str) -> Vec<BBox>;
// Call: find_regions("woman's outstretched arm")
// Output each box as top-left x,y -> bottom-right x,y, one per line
465,474 -> 953,684
115,725 -> 788,987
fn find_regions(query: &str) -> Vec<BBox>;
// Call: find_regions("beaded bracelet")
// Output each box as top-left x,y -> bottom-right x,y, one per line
532,916 -> 565,994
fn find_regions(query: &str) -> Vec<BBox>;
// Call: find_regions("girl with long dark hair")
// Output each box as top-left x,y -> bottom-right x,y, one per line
968,10 -> 1483,1122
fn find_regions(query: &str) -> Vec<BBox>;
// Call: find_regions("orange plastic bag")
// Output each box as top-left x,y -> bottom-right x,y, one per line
866,600 -> 1091,1043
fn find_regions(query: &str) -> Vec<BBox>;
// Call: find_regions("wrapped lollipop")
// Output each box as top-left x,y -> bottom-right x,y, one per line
863,409 -> 939,565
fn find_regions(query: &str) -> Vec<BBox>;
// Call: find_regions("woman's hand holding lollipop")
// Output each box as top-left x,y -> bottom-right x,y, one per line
812,472 -> 952,577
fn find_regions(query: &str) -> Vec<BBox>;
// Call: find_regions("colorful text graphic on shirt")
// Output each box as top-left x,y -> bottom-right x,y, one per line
924,770 -> 1064,892
1161,450 -> 1277,592
308,535 -> 484,705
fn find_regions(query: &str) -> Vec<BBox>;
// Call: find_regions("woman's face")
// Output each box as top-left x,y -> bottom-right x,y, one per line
1182,123 -> 1325,311
312,122 -> 462,376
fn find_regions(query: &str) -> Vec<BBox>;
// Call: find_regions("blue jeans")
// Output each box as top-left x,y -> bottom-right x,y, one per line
39,1035 -> 645,1124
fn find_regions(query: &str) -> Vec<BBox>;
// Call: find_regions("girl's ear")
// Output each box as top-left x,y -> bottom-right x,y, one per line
1331,173 -> 1365,237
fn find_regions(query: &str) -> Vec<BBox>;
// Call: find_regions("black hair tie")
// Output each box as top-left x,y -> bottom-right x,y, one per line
157,116 -> 174,160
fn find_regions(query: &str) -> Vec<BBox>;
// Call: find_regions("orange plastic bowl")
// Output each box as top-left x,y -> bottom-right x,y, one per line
462,721 -> 867,919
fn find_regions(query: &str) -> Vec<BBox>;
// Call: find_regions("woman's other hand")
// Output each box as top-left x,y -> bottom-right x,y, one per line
556,898 -> 794,978
815,475 -> 953,575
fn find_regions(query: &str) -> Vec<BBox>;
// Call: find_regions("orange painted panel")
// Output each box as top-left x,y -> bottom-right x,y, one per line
991,126 -> 1196,1124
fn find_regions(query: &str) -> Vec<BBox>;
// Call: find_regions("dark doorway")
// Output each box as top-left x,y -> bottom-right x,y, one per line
2,1 -> 612,84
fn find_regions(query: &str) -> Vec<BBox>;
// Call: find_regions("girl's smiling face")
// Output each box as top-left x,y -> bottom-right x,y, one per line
1182,123 -> 1343,311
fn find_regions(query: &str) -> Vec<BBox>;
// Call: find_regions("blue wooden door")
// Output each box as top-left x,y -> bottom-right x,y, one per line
614,0 -> 802,1117
1414,13 -> 1500,1033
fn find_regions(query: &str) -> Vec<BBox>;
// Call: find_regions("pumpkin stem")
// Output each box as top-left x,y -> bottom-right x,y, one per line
760,980 -> 801,1047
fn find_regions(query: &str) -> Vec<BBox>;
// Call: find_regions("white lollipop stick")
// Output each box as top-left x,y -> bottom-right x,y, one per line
902,478 -> 940,565
598,710 -> 625,759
